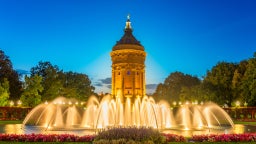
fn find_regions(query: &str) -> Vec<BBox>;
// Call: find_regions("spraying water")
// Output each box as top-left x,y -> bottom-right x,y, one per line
23,95 -> 234,131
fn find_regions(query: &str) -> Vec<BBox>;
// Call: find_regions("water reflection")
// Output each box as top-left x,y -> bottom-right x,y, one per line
162,128 -> 233,138
233,124 -> 256,134
233,124 -> 245,134
162,124 -> 256,137
2,124 -> 23,134
0,124 -> 255,137
0,124 -> 95,136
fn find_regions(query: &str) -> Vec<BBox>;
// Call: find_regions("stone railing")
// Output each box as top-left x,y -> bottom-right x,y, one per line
223,107 -> 256,121
0,107 -> 32,120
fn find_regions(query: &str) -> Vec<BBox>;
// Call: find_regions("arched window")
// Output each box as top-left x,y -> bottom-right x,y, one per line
127,71 -> 130,75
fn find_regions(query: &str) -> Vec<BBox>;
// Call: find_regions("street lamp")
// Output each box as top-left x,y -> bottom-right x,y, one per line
10,101 -> 14,107
235,101 -> 240,107
244,102 -> 248,107
17,100 -> 22,107
178,101 -> 182,105
172,101 -> 177,107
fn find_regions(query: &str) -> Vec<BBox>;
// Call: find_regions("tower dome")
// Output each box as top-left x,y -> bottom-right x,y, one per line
110,15 -> 146,102
112,15 -> 144,51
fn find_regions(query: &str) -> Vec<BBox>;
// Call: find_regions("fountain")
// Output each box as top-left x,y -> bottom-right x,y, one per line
23,95 -> 234,131
22,15 -> 235,134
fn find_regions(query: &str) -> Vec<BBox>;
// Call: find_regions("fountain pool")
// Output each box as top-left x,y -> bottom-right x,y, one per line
23,95 -> 234,132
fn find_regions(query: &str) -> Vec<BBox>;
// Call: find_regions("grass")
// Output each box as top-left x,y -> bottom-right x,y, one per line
0,120 -> 23,124
234,121 -> 256,125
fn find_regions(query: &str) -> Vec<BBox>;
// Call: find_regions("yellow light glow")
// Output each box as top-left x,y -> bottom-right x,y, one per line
17,100 -> 22,106
10,101 -> 14,106
236,101 -> 240,107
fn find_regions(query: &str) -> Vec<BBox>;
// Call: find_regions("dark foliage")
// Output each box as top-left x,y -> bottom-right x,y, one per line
0,49 -> 22,100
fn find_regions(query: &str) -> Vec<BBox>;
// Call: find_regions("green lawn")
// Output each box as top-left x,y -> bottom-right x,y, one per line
234,121 -> 256,125
0,120 -> 23,124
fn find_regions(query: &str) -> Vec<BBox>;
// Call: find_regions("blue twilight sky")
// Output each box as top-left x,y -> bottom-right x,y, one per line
0,0 -> 256,94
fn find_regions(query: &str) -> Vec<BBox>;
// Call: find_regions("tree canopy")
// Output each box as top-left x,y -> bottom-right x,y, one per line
29,61 -> 95,102
0,49 -> 22,100
154,52 -> 256,106
204,62 -> 238,106
153,71 -> 200,102
0,78 -> 10,106
20,75 -> 43,107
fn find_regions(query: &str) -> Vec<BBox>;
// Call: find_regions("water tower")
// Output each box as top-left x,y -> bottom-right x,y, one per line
110,15 -> 146,102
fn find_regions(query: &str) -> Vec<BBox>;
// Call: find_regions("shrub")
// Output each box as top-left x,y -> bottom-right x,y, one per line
93,139 -> 156,144
94,127 -> 166,144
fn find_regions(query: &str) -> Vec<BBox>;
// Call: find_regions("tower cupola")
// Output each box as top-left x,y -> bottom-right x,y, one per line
113,15 -> 144,50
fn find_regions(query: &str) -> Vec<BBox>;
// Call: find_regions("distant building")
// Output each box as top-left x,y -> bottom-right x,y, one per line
111,15 -> 146,102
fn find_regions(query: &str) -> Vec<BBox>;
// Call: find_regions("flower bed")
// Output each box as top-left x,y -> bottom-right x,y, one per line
192,133 -> 256,142
1,132 -> 256,143
0,134 -> 95,142
162,133 -> 186,142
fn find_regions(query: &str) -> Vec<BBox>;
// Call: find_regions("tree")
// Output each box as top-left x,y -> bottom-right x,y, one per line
30,61 -> 62,101
153,83 -> 167,101
0,78 -> 10,106
31,61 -> 60,78
59,71 -> 95,101
240,55 -> 256,106
153,71 -> 200,102
30,61 -> 95,101
231,60 -> 248,105
179,82 -> 216,103
204,62 -> 237,106
20,75 -> 43,107
0,49 -> 22,100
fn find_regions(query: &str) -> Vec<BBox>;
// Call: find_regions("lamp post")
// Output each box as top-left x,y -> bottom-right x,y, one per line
172,101 -> 177,107
234,101 -> 240,119
178,101 -> 182,105
17,100 -> 22,107
244,102 -> 248,107
235,101 -> 240,107
10,101 -> 14,107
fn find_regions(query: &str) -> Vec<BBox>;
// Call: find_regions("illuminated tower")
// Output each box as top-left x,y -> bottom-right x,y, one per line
111,15 -> 146,102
